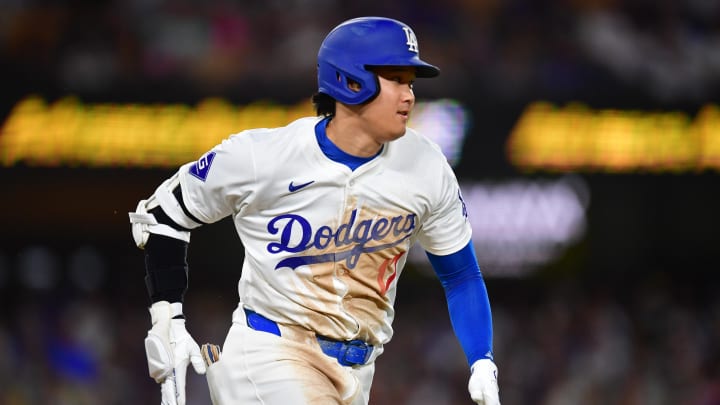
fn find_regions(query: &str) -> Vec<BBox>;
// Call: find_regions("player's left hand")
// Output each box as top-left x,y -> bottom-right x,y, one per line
145,301 -> 206,405
468,358 -> 500,404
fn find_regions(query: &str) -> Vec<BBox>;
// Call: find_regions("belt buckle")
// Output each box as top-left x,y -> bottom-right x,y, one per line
339,339 -> 372,367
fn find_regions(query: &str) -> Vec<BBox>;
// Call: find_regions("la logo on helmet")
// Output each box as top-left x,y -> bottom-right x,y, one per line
402,27 -> 419,52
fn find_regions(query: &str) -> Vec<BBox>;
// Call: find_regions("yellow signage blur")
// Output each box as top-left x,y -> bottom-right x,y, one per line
0,95 -> 314,168
507,102 -> 720,173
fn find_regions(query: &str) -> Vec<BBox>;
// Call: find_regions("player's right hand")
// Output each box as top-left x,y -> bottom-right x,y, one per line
145,301 -> 206,405
468,358 -> 500,404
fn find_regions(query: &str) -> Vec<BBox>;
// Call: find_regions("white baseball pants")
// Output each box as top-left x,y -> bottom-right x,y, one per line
206,306 -> 376,405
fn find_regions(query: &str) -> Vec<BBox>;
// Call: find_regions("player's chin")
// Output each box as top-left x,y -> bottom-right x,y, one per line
387,126 -> 407,140
390,116 -> 409,136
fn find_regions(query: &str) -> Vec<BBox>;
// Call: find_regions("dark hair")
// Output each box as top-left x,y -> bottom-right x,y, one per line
312,92 -> 336,117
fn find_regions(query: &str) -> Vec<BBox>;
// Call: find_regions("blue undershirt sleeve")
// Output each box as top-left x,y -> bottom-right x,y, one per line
426,241 -> 494,366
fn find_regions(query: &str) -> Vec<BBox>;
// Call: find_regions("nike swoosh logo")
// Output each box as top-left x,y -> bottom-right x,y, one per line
288,180 -> 315,192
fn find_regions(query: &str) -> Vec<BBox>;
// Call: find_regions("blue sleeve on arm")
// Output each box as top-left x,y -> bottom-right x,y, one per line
426,241 -> 493,365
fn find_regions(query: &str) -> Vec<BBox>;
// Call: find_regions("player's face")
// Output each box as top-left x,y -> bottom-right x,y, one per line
363,66 -> 416,142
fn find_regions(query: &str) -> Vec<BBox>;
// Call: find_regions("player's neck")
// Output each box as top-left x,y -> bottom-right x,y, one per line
325,115 -> 384,158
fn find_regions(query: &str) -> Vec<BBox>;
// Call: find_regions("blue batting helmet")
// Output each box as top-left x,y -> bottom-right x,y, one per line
317,17 -> 440,105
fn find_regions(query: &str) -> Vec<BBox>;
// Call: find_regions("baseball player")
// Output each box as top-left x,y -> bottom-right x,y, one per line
129,16 -> 499,405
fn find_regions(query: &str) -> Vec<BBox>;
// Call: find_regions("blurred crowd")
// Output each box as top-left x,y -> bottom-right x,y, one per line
1,0 -> 720,106
2,1 -> 720,404
0,244 -> 719,404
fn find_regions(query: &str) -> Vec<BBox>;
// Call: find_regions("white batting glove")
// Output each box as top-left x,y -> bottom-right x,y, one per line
145,301 -> 206,405
468,358 -> 500,405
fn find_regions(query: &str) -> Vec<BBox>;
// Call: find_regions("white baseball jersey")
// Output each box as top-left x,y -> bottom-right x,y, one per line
175,116 -> 471,346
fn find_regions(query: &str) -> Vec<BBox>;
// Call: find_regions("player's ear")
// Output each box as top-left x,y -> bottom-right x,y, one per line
347,78 -> 361,93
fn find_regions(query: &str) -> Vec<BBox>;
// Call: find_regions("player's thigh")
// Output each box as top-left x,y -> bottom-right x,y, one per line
349,363 -> 375,405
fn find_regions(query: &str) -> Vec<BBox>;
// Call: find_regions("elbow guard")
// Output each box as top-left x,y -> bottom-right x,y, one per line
129,173 -> 203,248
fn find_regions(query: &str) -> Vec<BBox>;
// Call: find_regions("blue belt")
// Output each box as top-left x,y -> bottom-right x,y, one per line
244,308 -> 373,367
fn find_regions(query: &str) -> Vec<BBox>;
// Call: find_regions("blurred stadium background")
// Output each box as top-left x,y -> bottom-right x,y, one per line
1,1 -> 719,404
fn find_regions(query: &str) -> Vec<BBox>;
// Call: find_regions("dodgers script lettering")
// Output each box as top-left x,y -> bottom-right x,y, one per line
266,209 -> 416,270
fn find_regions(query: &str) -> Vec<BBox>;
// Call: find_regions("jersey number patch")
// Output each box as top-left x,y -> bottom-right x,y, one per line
189,152 -> 216,182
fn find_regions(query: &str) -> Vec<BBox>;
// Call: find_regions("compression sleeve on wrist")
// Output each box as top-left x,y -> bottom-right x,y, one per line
144,234 -> 189,303
426,241 -> 494,365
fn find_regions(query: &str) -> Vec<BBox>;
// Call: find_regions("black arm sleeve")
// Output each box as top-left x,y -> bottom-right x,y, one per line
141,184 -> 201,304
144,233 -> 189,303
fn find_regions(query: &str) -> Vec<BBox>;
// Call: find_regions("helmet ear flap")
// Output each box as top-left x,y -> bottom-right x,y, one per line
318,61 -> 379,105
